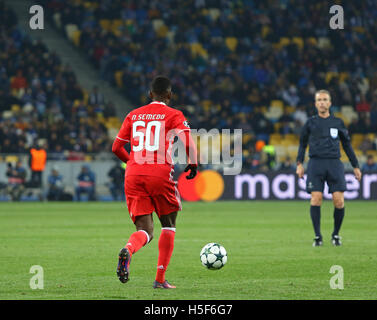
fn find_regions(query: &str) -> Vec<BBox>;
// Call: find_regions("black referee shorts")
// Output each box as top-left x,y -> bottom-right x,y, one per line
306,158 -> 347,194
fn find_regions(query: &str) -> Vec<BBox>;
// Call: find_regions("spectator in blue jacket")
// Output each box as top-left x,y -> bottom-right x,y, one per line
6,161 -> 26,201
47,166 -> 64,201
75,164 -> 96,201
361,155 -> 377,173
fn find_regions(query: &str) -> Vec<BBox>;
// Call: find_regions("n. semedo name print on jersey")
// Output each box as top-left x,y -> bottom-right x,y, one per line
131,114 -> 166,121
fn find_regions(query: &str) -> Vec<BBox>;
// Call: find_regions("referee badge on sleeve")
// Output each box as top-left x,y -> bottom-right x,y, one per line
330,128 -> 338,138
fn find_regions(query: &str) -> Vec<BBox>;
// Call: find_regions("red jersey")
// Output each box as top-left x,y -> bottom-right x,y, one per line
115,101 -> 191,178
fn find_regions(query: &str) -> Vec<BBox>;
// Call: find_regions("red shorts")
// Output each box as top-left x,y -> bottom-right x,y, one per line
124,175 -> 182,223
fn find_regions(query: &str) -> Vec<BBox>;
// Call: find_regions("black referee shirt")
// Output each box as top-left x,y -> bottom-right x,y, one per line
296,114 -> 359,168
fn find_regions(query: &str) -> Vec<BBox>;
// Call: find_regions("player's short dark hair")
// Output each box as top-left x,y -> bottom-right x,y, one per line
151,76 -> 171,95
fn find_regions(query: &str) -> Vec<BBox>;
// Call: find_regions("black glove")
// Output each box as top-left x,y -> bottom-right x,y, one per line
184,164 -> 197,180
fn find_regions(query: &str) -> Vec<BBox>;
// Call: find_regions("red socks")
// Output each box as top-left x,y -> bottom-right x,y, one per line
125,230 -> 149,256
124,228 -> 176,283
155,228 -> 176,283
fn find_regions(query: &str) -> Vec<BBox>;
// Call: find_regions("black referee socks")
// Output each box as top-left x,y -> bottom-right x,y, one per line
310,205 -> 322,238
333,207 -> 345,237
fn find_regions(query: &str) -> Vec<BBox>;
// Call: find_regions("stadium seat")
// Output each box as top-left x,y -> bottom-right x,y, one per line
266,105 -> 283,121
2,111 -> 13,119
111,29 -> 122,37
112,19 -> 123,30
16,88 -> 25,98
351,142 -> 362,150
325,72 -> 338,84
190,43 -> 208,58
355,150 -> 363,158
22,103 -> 33,113
65,24 -> 78,41
351,134 -> 364,149
82,89 -> 89,105
99,19 -> 111,31
317,37 -> 331,49
156,24 -> 169,38
83,1 -> 95,9
339,72 -> 349,83
307,37 -> 317,46
353,26 -> 365,33
73,99 -> 82,107
280,139 -> 294,147
334,112 -> 349,125
269,133 -> 282,145
270,100 -> 284,108
199,47 -> 209,58
341,105 -> 354,114
279,37 -> 291,47
95,113 -> 105,123
105,120 -> 113,130
152,19 -> 164,32
292,37 -> 304,49
200,8 -> 209,16
201,100 -> 211,111
72,30 -> 81,46
107,117 -> 121,129
366,150 -> 377,157
5,155 -> 18,163
260,106 -> 268,113
11,104 -> 21,113
208,8 -> 221,20
10,87 -> 18,97
242,133 -> 253,144
124,19 -> 133,26
261,25 -> 270,38
276,154 -> 287,163
53,13 -> 61,29
285,106 -> 295,114
340,151 -> 348,162
273,122 -> 282,132
287,145 -> 298,159
225,37 -> 238,51
107,128 -> 118,140
284,134 -> 299,144
341,105 -> 358,124
190,42 -> 201,56
166,31 -> 175,43
115,71 -> 123,88
274,145 -> 287,162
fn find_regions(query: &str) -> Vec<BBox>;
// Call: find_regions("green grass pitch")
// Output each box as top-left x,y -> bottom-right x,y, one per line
0,201 -> 376,300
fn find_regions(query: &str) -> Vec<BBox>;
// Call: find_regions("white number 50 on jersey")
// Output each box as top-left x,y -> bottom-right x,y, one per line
132,121 -> 161,152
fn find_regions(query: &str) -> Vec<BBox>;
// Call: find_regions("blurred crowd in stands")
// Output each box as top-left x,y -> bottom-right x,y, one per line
41,0 -> 377,126
1,0 -> 377,175
0,1 -> 116,159
40,0 -> 377,168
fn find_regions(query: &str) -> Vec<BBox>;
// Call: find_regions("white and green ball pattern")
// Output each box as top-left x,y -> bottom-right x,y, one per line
200,243 -> 227,270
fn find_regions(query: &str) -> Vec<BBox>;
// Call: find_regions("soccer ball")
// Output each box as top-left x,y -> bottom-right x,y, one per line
200,243 -> 227,270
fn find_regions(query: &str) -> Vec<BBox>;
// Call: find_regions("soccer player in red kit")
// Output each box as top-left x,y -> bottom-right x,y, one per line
112,76 -> 198,289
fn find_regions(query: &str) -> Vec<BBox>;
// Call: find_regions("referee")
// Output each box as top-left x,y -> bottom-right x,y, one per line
296,90 -> 362,247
